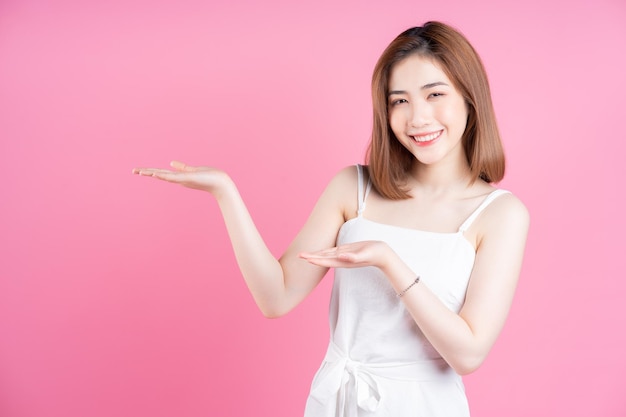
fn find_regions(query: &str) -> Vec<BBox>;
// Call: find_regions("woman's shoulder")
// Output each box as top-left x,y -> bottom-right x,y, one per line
477,188 -> 530,234
490,189 -> 528,217
326,164 -> 363,188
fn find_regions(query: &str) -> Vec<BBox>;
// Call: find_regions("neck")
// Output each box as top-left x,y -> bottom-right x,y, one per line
408,157 -> 473,195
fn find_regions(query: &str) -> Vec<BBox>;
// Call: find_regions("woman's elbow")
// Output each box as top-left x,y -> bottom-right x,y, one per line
258,302 -> 293,319
261,309 -> 286,319
450,353 -> 488,376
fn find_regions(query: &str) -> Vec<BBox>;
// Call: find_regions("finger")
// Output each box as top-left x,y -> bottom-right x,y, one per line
170,160 -> 199,172
302,257 -> 360,268
301,257 -> 342,267
299,251 -> 336,260
299,252 -> 326,260
336,252 -> 356,262
133,168 -> 174,177
134,169 -> 189,185
300,251 -> 359,265
133,168 -> 159,175
149,170 -> 189,183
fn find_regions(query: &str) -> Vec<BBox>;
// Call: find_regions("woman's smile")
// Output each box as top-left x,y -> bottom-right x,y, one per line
411,129 -> 443,146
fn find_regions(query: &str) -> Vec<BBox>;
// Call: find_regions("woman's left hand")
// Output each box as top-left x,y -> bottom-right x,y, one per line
299,241 -> 392,269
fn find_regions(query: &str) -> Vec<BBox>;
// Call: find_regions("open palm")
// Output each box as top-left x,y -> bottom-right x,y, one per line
133,161 -> 231,194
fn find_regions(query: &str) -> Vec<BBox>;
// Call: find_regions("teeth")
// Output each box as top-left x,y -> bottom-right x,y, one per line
413,131 -> 441,142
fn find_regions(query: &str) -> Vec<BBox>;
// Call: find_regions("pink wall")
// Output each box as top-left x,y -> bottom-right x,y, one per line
1,0 -> 625,416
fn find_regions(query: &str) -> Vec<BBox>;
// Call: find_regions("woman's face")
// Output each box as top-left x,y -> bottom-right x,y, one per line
387,54 -> 468,168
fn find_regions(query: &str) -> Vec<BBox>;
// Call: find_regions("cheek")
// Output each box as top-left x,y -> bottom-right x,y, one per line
441,103 -> 468,133
388,110 -> 404,135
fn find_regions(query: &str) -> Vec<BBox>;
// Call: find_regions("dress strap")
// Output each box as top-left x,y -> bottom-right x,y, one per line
356,165 -> 372,217
458,189 -> 511,233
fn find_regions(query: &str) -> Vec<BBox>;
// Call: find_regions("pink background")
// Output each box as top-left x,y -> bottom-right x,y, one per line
1,0 -> 625,416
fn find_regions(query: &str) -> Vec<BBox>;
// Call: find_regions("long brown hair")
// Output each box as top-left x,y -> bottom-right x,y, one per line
367,21 -> 505,200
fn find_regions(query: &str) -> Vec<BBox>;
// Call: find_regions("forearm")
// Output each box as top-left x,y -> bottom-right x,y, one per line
214,177 -> 287,317
380,255 -> 490,375
133,162 -> 316,317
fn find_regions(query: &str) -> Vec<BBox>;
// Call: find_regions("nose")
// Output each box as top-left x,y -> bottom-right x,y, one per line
409,101 -> 432,128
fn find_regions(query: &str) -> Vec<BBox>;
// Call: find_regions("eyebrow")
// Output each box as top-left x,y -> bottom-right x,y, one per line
388,81 -> 449,96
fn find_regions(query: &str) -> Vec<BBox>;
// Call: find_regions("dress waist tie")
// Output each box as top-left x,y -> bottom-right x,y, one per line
309,342 -> 457,417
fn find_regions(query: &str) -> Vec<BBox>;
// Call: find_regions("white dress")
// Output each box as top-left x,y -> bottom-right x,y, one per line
304,165 -> 510,417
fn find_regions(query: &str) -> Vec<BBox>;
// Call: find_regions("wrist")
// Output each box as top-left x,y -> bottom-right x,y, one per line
376,243 -> 400,274
212,171 -> 237,201
397,276 -> 420,297
377,246 -> 421,293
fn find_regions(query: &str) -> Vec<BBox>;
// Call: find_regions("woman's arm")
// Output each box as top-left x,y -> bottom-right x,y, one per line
300,193 -> 529,374
133,162 -> 355,318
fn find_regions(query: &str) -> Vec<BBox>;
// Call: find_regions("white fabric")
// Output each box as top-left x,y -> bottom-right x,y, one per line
304,165 -> 510,416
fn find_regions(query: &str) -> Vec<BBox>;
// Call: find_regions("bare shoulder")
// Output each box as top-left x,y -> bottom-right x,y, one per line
488,192 -> 529,225
477,191 -> 530,242
330,164 -> 359,182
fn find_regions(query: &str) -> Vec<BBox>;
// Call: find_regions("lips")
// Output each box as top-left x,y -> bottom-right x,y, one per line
410,130 -> 443,146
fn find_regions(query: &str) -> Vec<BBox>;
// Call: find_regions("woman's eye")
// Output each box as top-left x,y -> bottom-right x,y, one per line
428,92 -> 444,99
390,99 -> 407,106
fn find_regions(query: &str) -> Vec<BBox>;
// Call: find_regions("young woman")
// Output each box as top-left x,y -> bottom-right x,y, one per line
134,21 -> 529,417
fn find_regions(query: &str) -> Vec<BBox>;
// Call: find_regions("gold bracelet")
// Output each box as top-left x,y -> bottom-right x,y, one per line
397,276 -> 420,297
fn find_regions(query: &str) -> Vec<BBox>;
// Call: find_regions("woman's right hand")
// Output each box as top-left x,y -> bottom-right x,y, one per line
132,161 -> 233,198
